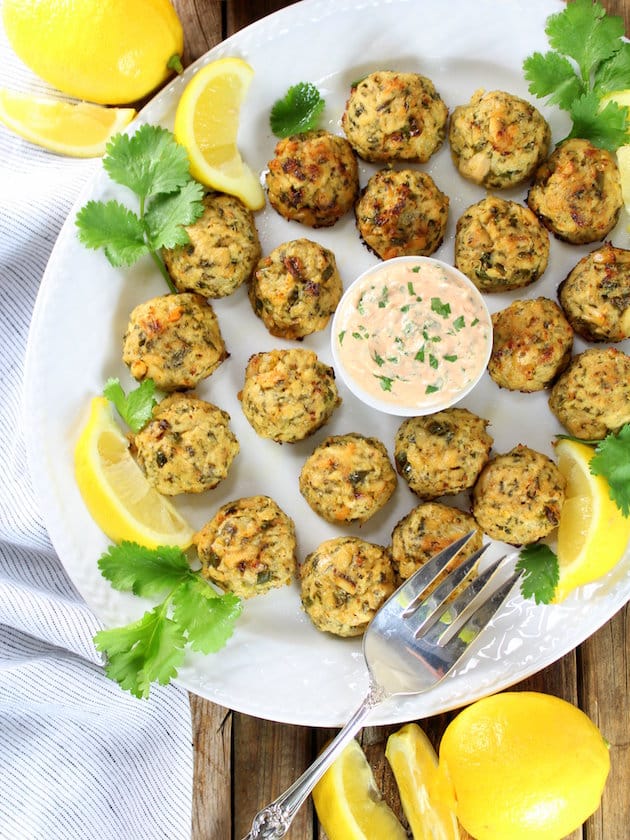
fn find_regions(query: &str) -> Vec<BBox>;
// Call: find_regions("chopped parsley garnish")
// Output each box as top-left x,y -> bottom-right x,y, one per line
426,384 -> 440,394
75,125 -> 205,292
375,375 -> 394,392
452,315 -> 466,331
431,297 -> 451,318
94,542 -> 241,698
338,330 -> 346,345
269,82 -> 325,138
523,0 -> 630,150
444,354 -> 458,363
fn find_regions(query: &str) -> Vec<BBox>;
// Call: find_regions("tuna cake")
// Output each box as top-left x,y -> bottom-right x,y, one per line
265,129 -> 359,227
341,70 -> 448,163
196,496 -> 297,599
394,407 -> 493,499
548,346 -> 630,440
299,432 -> 397,524
448,88 -> 550,189
300,536 -> 396,637
162,192 -> 261,299
239,348 -> 341,443
132,393 -> 239,496
122,292 -> 227,391
527,138 -> 623,245
488,297 -> 574,392
355,168 -> 449,260
249,238 -> 342,340
472,444 -> 566,545
391,502 -> 483,582
454,195 -> 550,293
558,243 -> 630,342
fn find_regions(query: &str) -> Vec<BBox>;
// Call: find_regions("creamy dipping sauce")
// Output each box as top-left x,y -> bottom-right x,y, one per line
332,257 -> 492,414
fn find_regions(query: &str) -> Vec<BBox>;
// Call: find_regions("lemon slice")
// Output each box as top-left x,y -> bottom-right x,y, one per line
312,739 -> 408,840
0,90 -> 136,157
74,396 -> 194,549
554,438 -> 630,602
174,57 -> 265,210
386,723 -> 460,840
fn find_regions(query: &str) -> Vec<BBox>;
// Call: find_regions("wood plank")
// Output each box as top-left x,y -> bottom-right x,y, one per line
173,0 -> 223,64
190,696 -> 233,839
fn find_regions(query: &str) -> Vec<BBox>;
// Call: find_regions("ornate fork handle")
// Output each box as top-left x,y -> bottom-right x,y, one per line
240,683 -> 386,840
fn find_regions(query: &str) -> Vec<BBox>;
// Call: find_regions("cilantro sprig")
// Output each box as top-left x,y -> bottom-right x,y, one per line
75,125 -> 204,291
269,82 -> 325,138
523,0 -> 630,150
515,543 -> 559,606
103,378 -> 158,433
94,542 -> 242,698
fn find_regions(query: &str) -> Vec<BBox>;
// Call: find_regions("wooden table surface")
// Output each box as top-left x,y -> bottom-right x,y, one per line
170,2 -> 630,838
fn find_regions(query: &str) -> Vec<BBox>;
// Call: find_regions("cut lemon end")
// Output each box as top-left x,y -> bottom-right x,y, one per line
0,90 -> 136,157
386,723 -> 460,840
554,439 -> 630,601
174,57 -> 265,210
312,739 -> 408,840
74,397 -> 194,549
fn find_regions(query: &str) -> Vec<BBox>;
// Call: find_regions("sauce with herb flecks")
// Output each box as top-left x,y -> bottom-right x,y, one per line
333,258 -> 492,411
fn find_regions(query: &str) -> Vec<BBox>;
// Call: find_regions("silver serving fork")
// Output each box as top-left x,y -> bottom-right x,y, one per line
241,531 -> 522,840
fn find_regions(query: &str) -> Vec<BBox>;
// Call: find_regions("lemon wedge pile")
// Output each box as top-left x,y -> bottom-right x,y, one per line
312,738 -> 407,839
74,396 -> 194,550
174,57 -> 265,210
0,91 -> 136,158
554,438 -> 630,601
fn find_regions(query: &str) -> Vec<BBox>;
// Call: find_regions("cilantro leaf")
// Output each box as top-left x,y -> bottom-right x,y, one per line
522,0 -> 630,150
104,124 -> 194,199
270,82 -> 325,138
567,91 -> 629,151
545,0 -> 623,82
94,604 -> 187,699
145,180 -> 205,251
75,200 -> 148,267
523,51 -> 584,109
172,578 -> 242,654
590,424 -> 630,516
103,377 -> 158,433
515,543 -> 559,605
76,124 -> 205,291
98,542 -> 193,598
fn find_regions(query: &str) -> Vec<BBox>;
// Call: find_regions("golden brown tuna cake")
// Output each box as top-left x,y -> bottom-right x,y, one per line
162,192 -> 261,298
394,407 -> 493,499
265,129 -> 359,227
454,195 -> 550,293
548,346 -> 630,440
448,88 -> 551,189
527,138 -> 623,245
250,238 -> 342,340
299,432 -> 397,524
341,70 -> 448,163
122,292 -> 227,391
132,393 -> 239,496
488,297 -> 574,392
300,536 -> 396,637
472,444 -> 566,545
558,243 -> 630,342
355,168 -> 449,260
238,347 -> 341,443
391,502 -> 483,582
196,495 -> 297,599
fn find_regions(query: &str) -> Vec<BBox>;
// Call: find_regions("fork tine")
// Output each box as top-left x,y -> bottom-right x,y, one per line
404,543 -> 490,636
394,530 -> 479,613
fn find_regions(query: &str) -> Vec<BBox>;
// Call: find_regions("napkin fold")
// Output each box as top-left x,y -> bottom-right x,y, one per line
0,18 -> 193,840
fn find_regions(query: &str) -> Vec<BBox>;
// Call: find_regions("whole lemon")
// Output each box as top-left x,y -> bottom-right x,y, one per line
2,0 -> 184,104
437,691 -> 610,840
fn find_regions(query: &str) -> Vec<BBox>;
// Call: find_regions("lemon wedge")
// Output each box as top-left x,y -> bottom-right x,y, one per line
554,438 -> 630,601
74,396 -> 194,549
386,723 -> 460,840
0,90 -> 136,157
173,57 -> 265,210
312,738 -> 407,840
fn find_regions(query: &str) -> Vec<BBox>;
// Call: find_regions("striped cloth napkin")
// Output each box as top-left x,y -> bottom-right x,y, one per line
0,15 -> 193,840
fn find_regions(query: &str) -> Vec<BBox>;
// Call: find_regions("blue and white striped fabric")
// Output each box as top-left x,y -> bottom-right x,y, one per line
0,16 -> 193,840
